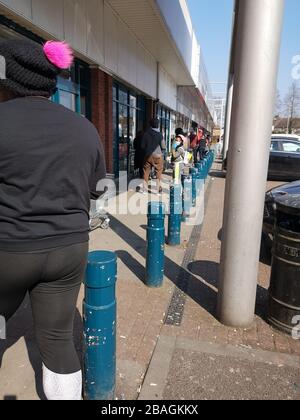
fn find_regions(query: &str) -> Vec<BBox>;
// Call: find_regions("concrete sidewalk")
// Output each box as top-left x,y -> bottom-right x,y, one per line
0,172 -> 196,400
139,336 -> 300,400
0,164 -> 299,400
139,164 -> 300,400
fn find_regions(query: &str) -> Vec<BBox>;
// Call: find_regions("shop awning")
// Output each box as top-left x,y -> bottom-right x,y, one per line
107,0 -> 195,87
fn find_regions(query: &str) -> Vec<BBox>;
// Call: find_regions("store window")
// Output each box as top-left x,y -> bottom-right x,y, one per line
53,75 -> 79,113
113,83 -> 146,178
53,62 -> 91,119
157,105 -> 171,152
176,114 -> 190,134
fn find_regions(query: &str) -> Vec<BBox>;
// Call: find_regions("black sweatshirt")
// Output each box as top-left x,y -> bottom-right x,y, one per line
0,97 -> 106,252
141,128 -> 165,158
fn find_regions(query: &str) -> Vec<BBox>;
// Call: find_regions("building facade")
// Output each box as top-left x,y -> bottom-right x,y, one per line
0,0 -> 214,178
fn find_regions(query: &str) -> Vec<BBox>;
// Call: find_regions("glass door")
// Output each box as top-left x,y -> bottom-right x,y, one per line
113,83 -> 142,179
118,102 -> 129,173
128,95 -> 137,176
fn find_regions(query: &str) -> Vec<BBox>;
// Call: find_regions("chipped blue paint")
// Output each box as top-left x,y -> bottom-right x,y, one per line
190,168 -> 198,207
168,184 -> 182,246
146,202 -> 165,288
182,175 -> 192,222
83,251 -> 117,400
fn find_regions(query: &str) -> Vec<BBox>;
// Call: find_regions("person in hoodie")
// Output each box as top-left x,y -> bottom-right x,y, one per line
141,118 -> 166,195
0,39 -> 106,400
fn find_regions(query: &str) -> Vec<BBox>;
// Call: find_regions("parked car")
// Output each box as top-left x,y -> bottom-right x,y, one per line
224,137 -> 300,181
262,180 -> 300,260
269,137 -> 300,180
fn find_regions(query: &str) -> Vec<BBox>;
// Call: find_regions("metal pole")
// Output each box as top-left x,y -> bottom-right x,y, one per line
223,78 -> 234,160
217,0 -> 285,328
222,0 -> 239,162
219,99 -> 225,144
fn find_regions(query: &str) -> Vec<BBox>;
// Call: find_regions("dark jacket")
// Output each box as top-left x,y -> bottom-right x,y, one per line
199,138 -> 207,149
134,131 -> 144,169
0,97 -> 106,252
141,128 -> 166,158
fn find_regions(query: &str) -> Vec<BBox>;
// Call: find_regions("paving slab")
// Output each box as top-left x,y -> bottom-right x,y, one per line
140,335 -> 300,401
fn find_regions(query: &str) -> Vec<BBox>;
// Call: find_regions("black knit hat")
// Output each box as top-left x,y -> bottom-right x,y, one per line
0,38 -> 73,97
150,117 -> 160,129
175,128 -> 185,136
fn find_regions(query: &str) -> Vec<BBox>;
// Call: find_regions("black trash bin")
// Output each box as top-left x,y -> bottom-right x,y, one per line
268,194 -> 300,335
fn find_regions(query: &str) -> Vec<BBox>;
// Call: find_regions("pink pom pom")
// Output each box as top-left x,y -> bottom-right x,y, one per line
43,41 -> 74,69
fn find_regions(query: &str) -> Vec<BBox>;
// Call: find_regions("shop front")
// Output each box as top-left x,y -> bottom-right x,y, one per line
156,104 -> 172,152
113,82 -> 146,179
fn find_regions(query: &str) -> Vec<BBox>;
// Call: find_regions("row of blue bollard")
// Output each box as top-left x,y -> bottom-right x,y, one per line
82,151 -> 215,401
148,150 -> 216,288
168,150 -> 215,242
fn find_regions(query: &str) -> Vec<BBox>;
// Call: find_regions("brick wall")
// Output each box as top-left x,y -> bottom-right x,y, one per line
91,67 -> 114,175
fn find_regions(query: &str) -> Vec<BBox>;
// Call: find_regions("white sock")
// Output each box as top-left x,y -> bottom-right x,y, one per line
43,364 -> 82,401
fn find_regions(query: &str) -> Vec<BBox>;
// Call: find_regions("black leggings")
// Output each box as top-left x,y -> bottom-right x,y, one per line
0,242 -> 88,374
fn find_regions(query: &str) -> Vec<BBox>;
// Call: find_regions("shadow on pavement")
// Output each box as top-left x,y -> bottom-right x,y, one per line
110,215 -> 218,318
0,296 -> 46,400
0,299 -> 83,400
115,212 -> 270,323
217,228 -> 223,241
209,170 -> 226,179
188,259 -> 269,321
187,261 -> 218,289
116,250 -> 146,285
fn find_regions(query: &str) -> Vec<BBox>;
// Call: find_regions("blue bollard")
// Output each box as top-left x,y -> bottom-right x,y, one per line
195,163 -> 205,189
146,202 -> 165,288
203,158 -> 209,178
181,175 -> 190,222
208,153 -> 212,169
210,151 -> 215,168
195,162 -> 206,184
207,156 -> 210,172
190,168 -> 198,207
209,151 -> 214,168
195,163 -> 202,172
196,170 -> 203,196
182,175 -> 192,221
168,184 -> 182,246
83,251 -> 117,401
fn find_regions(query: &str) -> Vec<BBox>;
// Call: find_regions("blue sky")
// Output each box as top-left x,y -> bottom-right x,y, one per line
187,0 -> 300,100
